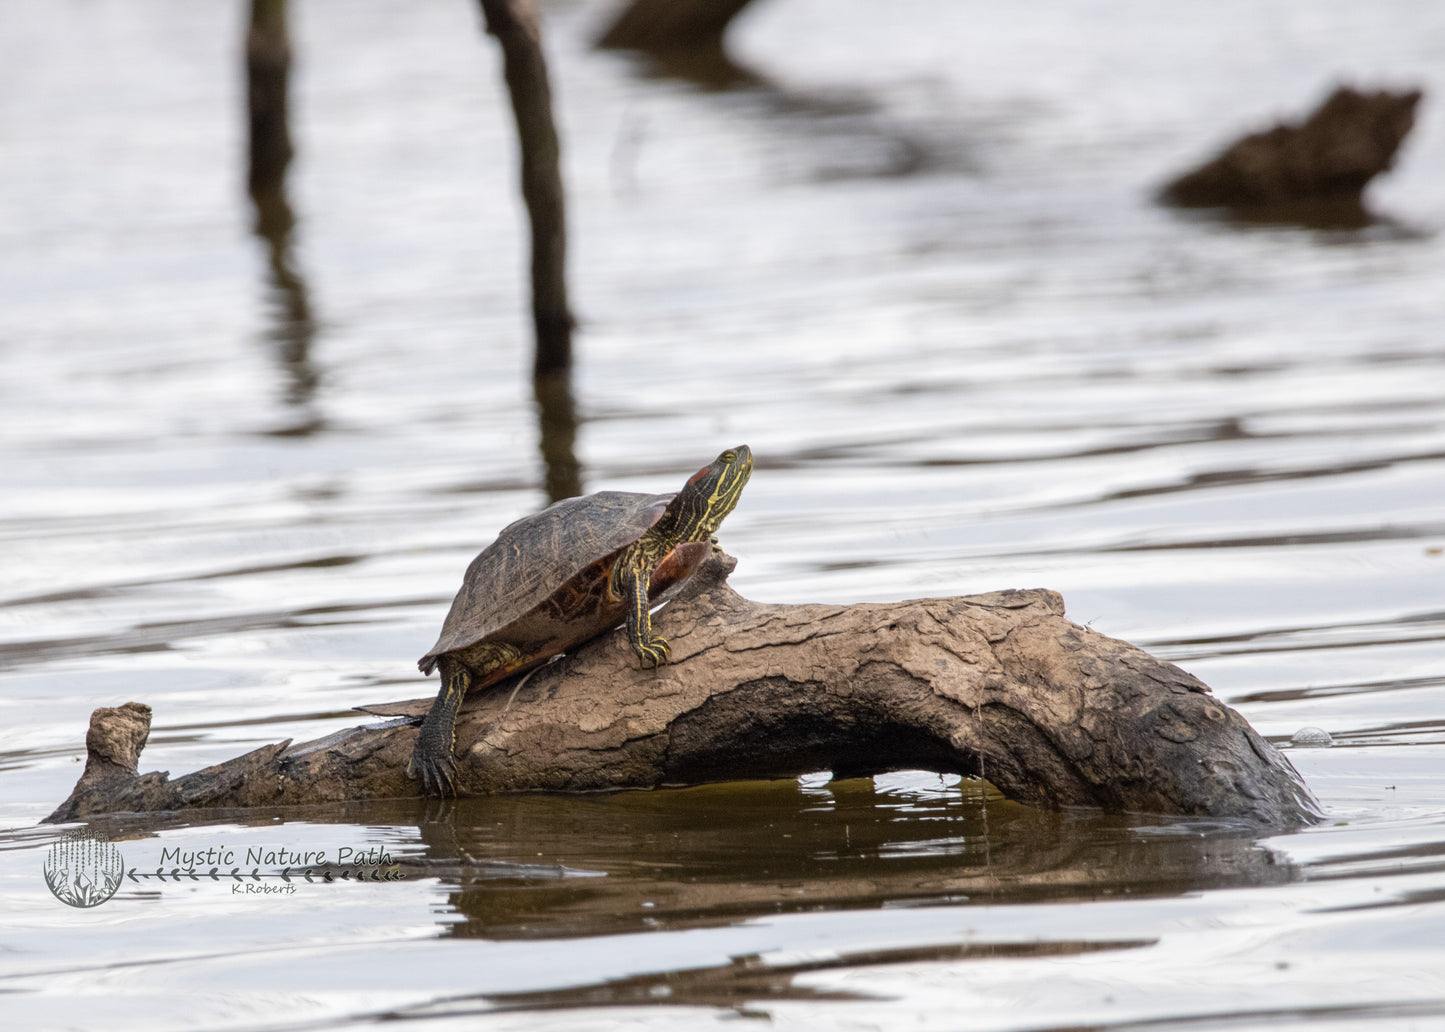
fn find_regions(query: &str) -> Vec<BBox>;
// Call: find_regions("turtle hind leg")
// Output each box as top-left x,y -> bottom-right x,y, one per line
409,655 -> 470,797
625,569 -> 670,669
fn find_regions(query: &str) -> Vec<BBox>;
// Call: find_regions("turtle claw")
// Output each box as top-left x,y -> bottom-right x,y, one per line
408,742 -> 458,798
411,663 -> 468,798
636,636 -> 671,670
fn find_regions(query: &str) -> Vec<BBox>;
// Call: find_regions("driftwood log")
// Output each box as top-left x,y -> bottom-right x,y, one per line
46,553 -> 1320,827
1161,85 -> 1422,222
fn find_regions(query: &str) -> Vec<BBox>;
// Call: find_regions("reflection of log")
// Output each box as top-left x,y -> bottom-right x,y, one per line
47,553 -> 1319,827
478,0 -> 573,376
427,778 -> 1298,941
1161,85 -> 1421,217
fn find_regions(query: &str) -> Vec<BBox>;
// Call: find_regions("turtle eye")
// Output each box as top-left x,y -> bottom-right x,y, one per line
720,450 -> 737,463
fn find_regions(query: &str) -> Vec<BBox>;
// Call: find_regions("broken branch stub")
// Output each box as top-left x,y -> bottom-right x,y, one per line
46,553 -> 1320,826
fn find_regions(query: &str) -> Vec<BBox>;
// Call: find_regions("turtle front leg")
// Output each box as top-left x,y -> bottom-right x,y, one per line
409,655 -> 470,797
624,568 -> 670,669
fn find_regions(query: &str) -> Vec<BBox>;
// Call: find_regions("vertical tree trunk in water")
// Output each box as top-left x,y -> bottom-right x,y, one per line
246,0 -> 293,211
478,0 -> 573,376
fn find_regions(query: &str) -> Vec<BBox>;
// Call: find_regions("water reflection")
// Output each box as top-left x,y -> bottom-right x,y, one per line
419,936 -> 1153,1017
1237,673 -> 1445,705
533,370 -> 583,503
406,776 -> 1297,940
602,17 -> 948,181
54,773 -> 1299,945
245,0 -> 320,435
1205,198 -> 1375,231
1151,607 -> 1445,662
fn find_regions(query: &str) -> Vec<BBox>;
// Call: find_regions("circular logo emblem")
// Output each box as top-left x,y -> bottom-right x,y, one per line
44,829 -> 124,908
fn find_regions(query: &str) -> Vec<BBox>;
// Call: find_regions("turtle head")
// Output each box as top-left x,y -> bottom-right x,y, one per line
681,445 -> 752,539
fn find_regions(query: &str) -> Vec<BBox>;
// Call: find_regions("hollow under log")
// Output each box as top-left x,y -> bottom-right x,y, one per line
45,553 -> 1320,827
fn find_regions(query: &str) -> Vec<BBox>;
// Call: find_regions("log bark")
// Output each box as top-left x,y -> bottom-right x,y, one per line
478,0 -> 573,376
1160,85 -> 1422,222
45,552 -> 1320,827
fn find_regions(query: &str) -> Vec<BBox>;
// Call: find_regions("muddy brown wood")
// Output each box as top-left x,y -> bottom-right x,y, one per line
45,553 -> 1320,827
1160,85 -> 1421,220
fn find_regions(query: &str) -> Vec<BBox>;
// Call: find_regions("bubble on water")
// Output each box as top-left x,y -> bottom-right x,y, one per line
1291,727 -> 1334,748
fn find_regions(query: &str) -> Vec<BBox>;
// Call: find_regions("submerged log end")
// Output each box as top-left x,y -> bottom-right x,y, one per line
1160,84 -> 1422,218
593,0 -> 763,87
595,0 -> 758,54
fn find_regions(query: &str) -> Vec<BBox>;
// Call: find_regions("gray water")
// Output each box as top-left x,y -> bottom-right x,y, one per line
3,0 -> 1445,1029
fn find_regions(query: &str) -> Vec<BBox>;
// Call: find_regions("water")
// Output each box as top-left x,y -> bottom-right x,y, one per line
3,0 -> 1445,1028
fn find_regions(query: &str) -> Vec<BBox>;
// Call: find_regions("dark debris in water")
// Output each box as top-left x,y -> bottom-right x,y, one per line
1160,85 -> 1423,227
404,937 -> 1157,1017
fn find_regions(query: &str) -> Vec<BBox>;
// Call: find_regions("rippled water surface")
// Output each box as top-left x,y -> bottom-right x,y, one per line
4,1 -> 1445,1029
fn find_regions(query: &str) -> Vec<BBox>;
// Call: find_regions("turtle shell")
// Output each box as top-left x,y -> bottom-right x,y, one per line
418,490 -> 680,675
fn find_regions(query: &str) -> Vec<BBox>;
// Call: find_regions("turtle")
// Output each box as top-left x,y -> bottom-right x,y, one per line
408,445 -> 753,796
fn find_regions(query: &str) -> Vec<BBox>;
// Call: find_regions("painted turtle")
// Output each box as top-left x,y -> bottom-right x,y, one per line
409,445 -> 753,795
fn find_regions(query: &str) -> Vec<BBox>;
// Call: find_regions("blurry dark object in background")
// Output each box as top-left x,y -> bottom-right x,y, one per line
597,0 -> 757,53
596,0 -> 762,86
1161,85 -> 1422,227
245,0 -> 292,204
478,0 -> 574,376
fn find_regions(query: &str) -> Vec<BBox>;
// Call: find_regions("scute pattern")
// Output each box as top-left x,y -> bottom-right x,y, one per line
418,491 -> 675,673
